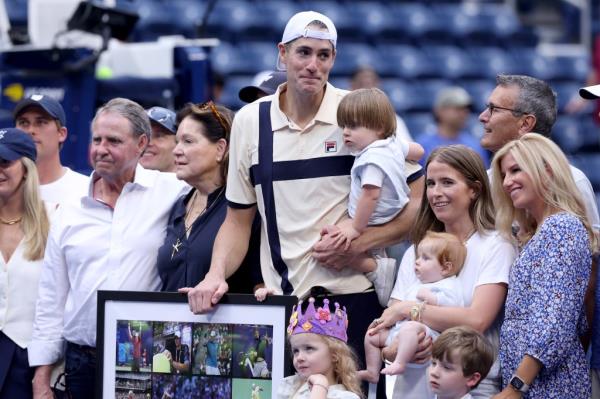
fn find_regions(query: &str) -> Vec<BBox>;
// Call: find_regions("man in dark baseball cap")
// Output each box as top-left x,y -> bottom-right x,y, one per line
13,94 -> 66,126
0,127 -> 37,162
141,106 -> 177,172
13,94 -> 88,204
238,71 -> 286,103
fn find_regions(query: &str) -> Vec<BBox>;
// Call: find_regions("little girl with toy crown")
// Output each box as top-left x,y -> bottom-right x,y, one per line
277,297 -> 363,399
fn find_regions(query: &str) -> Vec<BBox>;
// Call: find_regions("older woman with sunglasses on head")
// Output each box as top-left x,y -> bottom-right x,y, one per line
0,128 -> 52,398
156,102 -> 261,295
490,133 -> 595,399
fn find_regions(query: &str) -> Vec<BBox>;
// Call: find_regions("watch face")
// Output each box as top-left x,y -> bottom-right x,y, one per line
510,376 -> 524,390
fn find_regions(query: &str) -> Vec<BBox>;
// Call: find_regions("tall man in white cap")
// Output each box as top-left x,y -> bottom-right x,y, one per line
181,10 -> 424,395
579,82 -> 600,399
13,94 -> 88,205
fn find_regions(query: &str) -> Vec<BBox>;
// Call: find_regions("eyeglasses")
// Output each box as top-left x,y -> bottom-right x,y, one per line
484,103 -> 528,116
197,101 -> 229,134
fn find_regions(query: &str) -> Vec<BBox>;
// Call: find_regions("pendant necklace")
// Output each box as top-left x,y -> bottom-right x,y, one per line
0,216 -> 22,225
171,187 -> 225,259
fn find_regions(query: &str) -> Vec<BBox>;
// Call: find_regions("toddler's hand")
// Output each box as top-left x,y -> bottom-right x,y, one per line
330,225 -> 360,250
307,373 -> 329,392
254,287 -> 274,302
416,288 -> 436,305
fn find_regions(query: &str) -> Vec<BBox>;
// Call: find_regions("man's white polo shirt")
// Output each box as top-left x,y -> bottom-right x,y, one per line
227,83 -> 421,298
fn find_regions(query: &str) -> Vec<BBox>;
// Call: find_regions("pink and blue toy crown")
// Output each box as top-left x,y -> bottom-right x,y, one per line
287,297 -> 349,342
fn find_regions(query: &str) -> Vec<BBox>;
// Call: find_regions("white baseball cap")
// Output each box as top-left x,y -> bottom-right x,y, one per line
277,11 -> 337,70
580,84 -> 600,100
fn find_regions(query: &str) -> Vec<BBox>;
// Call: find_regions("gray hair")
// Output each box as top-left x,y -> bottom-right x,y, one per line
92,97 -> 151,140
496,75 -> 557,136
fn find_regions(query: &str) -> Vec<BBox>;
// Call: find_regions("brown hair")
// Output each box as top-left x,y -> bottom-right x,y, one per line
418,231 -> 467,277
413,145 -> 495,245
176,102 -> 234,182
337,88 -> 397,139
432,326 -> 495,389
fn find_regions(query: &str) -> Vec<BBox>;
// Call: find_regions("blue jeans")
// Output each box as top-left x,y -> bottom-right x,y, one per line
65,342 -> 96,399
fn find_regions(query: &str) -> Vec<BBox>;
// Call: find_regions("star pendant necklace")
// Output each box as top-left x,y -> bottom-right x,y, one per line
171,187 -> 224,259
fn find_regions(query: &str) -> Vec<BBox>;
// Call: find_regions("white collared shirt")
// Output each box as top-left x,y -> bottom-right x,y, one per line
0,240 -> 44,349
28,165 -> 188,366
0,203 -> 56,349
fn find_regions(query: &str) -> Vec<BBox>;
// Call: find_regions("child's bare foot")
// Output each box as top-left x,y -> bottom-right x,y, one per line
357,369 -> 380,384
381,362 -> 406,375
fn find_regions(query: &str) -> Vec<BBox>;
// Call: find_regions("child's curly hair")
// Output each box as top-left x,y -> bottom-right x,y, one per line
289,333 -> 364,398
322,335 -> 364,398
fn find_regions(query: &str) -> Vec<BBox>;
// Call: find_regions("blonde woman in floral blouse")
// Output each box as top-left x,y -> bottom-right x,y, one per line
491,134 -> 596,399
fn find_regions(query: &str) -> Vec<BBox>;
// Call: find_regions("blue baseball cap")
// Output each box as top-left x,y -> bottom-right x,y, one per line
13,94 -> 67,126
239,71 -> 287,103
0,128 -> 37,162
146,107 -> 176,134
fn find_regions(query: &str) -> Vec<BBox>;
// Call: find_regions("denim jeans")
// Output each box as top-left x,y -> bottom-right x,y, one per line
65,342 -> 96,399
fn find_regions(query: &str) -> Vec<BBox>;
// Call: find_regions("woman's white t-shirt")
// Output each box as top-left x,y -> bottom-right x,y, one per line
392,230 -> 516,399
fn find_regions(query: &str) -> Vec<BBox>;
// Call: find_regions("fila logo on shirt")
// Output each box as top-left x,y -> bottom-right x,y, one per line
325,141 -> 337,153
0,130 -> 6,140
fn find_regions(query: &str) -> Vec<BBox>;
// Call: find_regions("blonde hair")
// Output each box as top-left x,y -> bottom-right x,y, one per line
337,88 -> 397,139
491,133 -> 596,250
413,145 -> 495,245
20,158 -> 50,260
432,326 -> 495,389
418,231 -> 467,277
289,334 -> 364,398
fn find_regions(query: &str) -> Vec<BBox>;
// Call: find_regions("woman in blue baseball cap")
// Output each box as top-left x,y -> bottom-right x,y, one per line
0,128 -> 52,398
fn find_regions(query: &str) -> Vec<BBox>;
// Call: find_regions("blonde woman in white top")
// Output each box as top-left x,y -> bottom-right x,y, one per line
0,128 -> 50,399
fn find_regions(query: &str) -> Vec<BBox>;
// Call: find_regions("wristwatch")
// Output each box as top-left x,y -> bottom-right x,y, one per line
509,374 -> 530,393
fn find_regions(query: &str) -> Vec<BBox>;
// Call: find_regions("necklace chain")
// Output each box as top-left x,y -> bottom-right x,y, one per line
171,187 -> 225,259
0,216 -> 22,225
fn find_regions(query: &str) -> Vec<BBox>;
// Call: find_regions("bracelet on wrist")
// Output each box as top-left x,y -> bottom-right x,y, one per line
311,382 -> 329,391
409,302 -> 425,322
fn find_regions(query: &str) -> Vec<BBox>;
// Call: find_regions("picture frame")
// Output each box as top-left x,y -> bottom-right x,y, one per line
97,291 -> 297,399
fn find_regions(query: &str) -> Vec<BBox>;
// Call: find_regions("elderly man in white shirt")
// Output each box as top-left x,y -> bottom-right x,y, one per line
28,98 -> 188,399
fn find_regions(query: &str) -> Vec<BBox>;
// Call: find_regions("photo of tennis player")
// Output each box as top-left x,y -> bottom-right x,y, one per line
191,323 -> 232,376
115,372 -> 151,398
152,375 -> 231,399
232,379 -> 272,399
152,374 -> 176,398
152,322 -> 192,374
232,325 -> 273,379
116,320 -> 153,372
